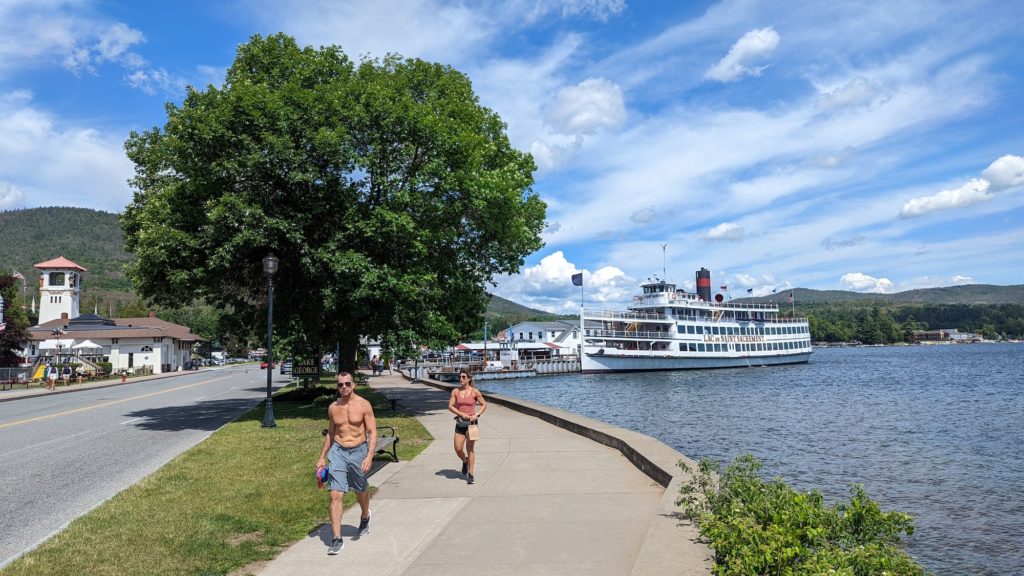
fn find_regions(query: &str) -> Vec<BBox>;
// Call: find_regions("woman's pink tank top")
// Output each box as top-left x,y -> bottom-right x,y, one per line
455,388 -> 476,416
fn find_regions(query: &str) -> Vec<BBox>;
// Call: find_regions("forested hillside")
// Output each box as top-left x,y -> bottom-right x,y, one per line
0,207 -> 135,313
743,284 -> 1024,305
804,303 -> 1024,342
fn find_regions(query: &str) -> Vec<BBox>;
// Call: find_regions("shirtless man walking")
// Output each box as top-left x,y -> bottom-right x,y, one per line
316,372 -> 377,555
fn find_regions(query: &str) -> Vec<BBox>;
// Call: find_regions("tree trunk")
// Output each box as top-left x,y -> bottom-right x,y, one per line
338,336 -> 360,376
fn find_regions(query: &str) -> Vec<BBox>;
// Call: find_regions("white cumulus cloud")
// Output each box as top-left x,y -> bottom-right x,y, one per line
705,27 -> 780,83
840,272 -> 894,293
0,180 -> 25,209
64,22 -> 146,75
900,154 -> 1024,217
494,250 -> 636,312
900,178 -> 991,217
529,137 -> 582,174
0,91 -> 134,212
705,222 -> 745,241
981,154 -> 1024,191
547,77 -> 627,135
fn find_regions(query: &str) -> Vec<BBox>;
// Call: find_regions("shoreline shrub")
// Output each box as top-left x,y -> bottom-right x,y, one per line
677,454 -> 929,576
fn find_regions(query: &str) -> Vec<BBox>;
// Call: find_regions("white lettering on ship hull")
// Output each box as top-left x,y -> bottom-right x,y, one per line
703,335 -> 765,343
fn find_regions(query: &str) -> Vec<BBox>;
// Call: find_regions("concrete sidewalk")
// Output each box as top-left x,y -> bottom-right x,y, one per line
257,373 -> 712,576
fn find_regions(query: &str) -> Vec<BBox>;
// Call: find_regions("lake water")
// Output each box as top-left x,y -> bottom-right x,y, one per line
478,343 -> 1023,575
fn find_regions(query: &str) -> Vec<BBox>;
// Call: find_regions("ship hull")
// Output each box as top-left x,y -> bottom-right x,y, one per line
580,351 -> 812,373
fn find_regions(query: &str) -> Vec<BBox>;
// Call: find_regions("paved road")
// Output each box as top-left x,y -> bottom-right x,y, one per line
0,366 -> 286,568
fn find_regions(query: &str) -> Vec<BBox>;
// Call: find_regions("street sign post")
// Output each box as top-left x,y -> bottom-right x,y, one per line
292,356 -> 320,387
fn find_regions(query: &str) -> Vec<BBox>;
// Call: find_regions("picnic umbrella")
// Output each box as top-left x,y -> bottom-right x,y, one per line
71,340 -> 102,351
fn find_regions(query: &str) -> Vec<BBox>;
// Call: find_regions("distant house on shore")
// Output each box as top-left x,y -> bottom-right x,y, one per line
498,320 -> 580,360
910,328 -> 982,344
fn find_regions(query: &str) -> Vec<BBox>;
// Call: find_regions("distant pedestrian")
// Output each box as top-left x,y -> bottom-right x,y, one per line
448,368 -> 487,484
46,364 -> 57,390
61,365 -> 71,386
316,372 -> 377,555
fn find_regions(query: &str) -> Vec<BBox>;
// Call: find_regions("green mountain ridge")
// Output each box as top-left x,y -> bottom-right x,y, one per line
2,208 -> 1021,320
738,284 -> 1024,306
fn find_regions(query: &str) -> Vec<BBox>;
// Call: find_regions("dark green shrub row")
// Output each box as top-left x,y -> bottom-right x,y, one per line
677,454 -> 929,575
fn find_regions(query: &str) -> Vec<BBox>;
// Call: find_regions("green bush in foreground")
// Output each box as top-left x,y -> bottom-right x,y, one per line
677,454 -> 929,576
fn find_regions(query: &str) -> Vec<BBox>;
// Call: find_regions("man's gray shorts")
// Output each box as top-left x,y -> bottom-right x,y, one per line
328,442 -> 369,493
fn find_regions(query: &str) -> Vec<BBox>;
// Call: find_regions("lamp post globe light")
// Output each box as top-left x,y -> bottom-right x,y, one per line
262,253 -> 279,428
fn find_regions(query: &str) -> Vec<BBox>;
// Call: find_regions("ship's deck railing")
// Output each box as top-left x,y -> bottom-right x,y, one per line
584,309 -> 808,323
586,329 -> 676,340
583,309 -> 669,321
633,295 -> 782,311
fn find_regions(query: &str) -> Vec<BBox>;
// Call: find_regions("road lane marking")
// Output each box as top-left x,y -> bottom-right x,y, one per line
121,417 -> 144,425
0,376 -> 235,430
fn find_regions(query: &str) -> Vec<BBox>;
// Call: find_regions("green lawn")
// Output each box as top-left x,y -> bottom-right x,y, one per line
2,379 -> 431,576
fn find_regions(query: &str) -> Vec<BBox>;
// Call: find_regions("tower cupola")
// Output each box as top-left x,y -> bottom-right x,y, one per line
34,256 -> 86,325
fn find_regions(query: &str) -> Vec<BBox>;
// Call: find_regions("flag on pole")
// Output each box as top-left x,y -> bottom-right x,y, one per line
12,270 -> 24,280
746,288 -> 754,294
787,292 -> 794,304
571,272 -> 583,287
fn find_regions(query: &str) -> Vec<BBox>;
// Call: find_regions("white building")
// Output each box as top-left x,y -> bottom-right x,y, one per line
23,256 -> 202,374
27,313 -> 202,374
499,320 -> 580,359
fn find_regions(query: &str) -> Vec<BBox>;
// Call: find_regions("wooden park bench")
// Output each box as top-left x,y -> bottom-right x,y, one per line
1,375 -> 29,390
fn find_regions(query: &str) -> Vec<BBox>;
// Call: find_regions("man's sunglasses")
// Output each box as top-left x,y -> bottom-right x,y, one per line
337,381 -> 355,388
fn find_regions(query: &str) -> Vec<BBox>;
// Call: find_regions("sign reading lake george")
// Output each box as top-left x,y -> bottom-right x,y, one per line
291,357 -> 320,377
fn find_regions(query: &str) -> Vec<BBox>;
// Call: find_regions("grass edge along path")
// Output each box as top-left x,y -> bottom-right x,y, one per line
1,378 -> 432,576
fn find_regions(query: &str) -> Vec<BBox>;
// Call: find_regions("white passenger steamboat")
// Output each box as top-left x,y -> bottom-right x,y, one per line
580,268 -> 812,373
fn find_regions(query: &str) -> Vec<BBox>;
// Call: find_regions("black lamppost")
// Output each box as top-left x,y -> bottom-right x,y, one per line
262,253 -> 279,428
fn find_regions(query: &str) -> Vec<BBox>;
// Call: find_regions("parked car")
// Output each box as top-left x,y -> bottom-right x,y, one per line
260,360 -> 275,369
183,360 -> 200,370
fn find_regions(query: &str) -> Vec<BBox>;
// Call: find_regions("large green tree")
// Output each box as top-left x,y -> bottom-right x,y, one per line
121,34 -> 545,371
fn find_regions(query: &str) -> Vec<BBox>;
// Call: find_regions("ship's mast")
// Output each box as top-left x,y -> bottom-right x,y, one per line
661,243 -> 667,282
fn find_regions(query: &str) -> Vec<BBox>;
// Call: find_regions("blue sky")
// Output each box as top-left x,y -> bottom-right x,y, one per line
2,1 -> 1023,313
